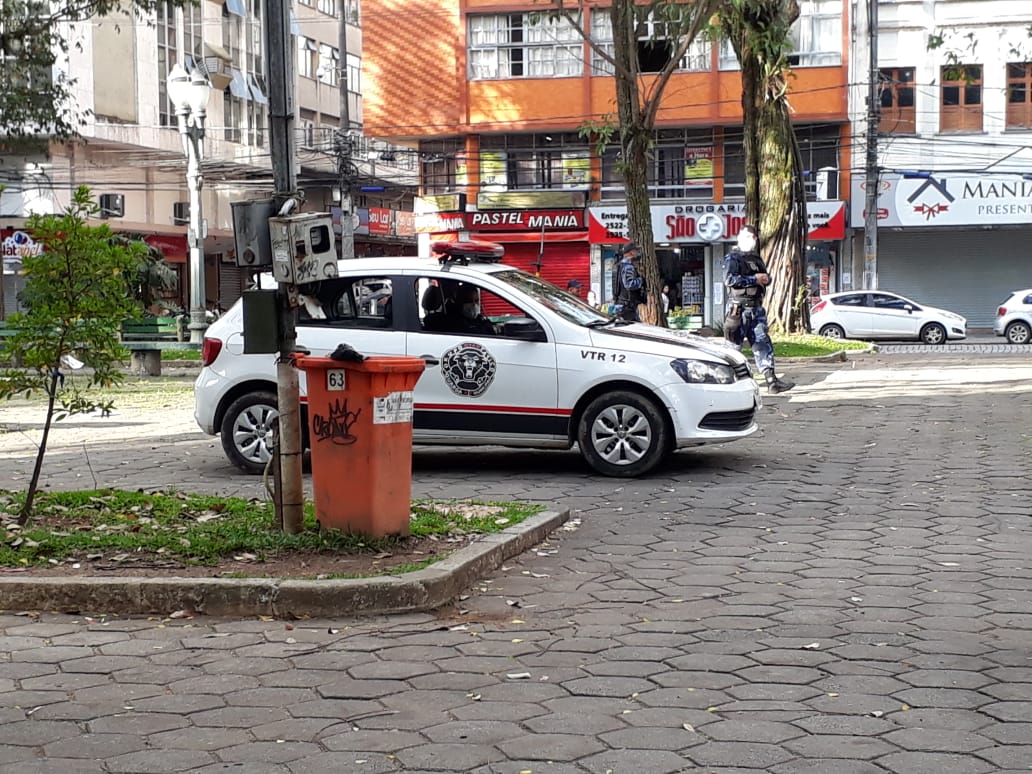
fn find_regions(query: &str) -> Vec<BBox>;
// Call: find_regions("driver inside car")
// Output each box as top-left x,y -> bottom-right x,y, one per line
444,284 -> 496,336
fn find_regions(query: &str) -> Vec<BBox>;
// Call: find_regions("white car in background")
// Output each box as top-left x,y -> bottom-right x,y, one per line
810,290 -> 967,345
993,289 -> 1032,344
194,243 -> 761,478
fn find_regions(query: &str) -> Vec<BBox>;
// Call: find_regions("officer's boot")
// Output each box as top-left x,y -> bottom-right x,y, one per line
763,368 -> 795,395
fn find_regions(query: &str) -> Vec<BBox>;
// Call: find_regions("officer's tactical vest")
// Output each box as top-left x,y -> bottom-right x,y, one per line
727,250 -> 767,308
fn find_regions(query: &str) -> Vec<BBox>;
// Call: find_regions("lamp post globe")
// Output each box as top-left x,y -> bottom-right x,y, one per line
166,64 -> 211,344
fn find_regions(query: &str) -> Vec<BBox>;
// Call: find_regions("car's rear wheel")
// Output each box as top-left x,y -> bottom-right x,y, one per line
819,323 -> 845,339
920,323 -> 947,345
1005,321 -> 1031,345
577,391 -> 670,477
221,391 -> 279,474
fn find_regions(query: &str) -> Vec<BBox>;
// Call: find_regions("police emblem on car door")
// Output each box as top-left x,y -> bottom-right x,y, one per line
405,276 -> 561,441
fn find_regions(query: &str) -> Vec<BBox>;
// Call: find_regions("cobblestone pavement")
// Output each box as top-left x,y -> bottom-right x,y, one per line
1,351 -> 1032,773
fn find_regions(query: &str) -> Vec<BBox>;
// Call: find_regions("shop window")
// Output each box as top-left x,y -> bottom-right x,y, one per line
1006,62 -> 1032,129
940,65 -> 982,133
879,67 -> 916,134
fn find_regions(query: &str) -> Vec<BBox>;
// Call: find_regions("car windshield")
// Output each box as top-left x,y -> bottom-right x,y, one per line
491,269 -> 612,326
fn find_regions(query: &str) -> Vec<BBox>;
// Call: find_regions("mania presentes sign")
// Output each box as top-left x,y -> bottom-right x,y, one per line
851,172 -> 1032,227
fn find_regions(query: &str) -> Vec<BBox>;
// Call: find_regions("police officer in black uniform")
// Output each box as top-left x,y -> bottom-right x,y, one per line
723,225 -> 794,394
612,242 -> 645,322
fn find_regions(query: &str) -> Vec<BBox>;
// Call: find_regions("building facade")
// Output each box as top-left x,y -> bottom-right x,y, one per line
364,0 -> 851,326
849,0 -> 1032,327
1,0 -> 417,319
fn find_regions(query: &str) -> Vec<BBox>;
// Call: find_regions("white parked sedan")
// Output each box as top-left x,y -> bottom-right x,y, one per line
993,289 -> 1032,345
810,291 -> 967,345
194,244 -> 761,478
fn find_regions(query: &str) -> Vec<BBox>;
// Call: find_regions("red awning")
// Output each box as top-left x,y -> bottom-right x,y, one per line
144,234 -> 188,263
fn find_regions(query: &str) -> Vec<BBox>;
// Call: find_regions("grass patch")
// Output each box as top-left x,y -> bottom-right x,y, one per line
742,333 -> 871,359
161,348 -> 201,361
0,489 -> 543,569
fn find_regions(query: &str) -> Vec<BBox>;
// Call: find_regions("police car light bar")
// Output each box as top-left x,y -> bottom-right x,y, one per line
432,240 -> 505,266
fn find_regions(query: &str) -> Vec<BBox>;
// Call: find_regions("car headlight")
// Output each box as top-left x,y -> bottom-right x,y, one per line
671,359 -> 734,385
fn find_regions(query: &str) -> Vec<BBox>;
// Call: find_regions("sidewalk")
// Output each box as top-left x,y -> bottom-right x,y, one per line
1,350 -> 1031,772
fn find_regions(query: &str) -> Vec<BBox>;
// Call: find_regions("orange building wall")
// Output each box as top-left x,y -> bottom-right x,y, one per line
363,0 -> 467,138
364,0 -> 850,140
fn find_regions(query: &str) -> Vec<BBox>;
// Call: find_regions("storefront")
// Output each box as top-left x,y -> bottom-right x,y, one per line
332,206 -> 419,258
589,201 -> 847,326
415,192 -> 590,294
850,172 -> 1032,328
1,228 -> 42,318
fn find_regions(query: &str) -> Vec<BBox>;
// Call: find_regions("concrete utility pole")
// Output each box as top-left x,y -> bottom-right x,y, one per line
863,0 -> 880,291
263,0 -> 305,534
337,0 -> 356,260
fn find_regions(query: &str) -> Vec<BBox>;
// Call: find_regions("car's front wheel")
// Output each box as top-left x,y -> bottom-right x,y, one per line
1005,321 -> 1031,345
577,391 -> 670,477
221,391 -> 279,474
819,323 -> 845,339
920,323 -> 947,345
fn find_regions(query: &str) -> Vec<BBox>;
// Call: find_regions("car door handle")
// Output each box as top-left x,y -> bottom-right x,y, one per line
418,354 -> 440,367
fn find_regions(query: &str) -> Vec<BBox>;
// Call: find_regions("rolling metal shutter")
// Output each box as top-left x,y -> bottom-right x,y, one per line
877,230 -> 1032,329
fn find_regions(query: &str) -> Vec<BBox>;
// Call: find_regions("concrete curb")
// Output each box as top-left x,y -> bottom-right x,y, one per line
0,509 -> 569,618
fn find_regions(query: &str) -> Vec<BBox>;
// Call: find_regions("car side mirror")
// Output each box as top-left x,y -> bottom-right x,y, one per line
502,318 -> 546,342
904,304 -> 914,313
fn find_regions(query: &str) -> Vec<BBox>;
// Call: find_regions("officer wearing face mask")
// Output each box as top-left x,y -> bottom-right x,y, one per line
447,284 -> 496,335
723,224 -> 794,394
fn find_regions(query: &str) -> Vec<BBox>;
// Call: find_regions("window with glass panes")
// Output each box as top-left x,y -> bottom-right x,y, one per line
223,89 -> 243,143
796,125 -> 840,199
157,3 -> 177,127
298,37 -> 316,78
343,0 -> 359,24
879,67 -> 916,134
1006,63 -> 1032,129
181,4 -> 203,70
721,136 -> 746,197
317,0 -> 334,16
480,134 -> 590,190
347,53 -> 361,93
789,0 -> 841,66
318,44 -> 339,85
589,9 -> 709,75
940,65 -> 982,132
419,139 -> 465,194
720,0 -> 841,70
599,129 -> 713,199
468,13 -> 582,79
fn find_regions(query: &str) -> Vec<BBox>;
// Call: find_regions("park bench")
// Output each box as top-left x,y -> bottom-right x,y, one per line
120,317 -> 183,341
125,341 -> 201,377
1,322 -> 199,376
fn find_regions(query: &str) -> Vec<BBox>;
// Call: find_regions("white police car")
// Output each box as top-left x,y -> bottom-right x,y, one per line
194,242 -> 761,478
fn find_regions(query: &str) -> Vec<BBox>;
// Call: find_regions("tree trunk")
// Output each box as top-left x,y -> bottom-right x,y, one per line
18,371 -> 59,526
610,0 -> 666,326
724,0 -> 809,334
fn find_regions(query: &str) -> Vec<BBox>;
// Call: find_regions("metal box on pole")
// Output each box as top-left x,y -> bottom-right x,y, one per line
269,213 -> 339,285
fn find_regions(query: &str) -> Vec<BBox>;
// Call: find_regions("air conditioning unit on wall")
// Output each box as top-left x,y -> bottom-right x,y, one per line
98,193 -> 124,218
172,201 -> 190,225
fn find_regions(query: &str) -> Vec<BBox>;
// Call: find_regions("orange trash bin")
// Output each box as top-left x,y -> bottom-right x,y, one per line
292,355 -> 426,537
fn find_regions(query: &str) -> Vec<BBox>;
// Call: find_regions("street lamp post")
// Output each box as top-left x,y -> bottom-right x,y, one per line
166,64 -> 212,344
